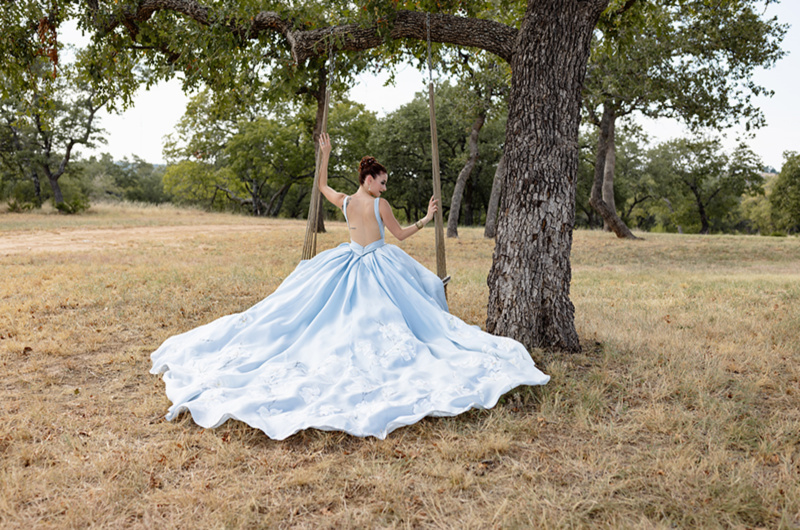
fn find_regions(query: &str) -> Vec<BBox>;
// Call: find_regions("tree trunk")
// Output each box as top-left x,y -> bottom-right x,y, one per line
588,103 -> 639,239
250,178 -> 262,216
313,193 -> 325,232
697,198 -> 710,234
463,172 -> 474,226
602,114 -> 616,231
484,150 -> 506,238
48,175 -> 64,205
32,171 -> 42,207
311,67 -> 327,233
447,112 -> 485,238
267,183 -> 291,216
487,0 -> 607,354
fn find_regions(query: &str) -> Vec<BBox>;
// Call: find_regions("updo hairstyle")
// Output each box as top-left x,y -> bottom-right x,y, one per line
359,156 -> 387,186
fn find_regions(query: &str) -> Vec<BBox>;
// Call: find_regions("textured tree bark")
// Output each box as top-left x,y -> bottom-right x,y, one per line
291,11 -> 516,64
486,0 -> 608,353
601,113 -> 616,231
447,112 -> 485,238
588,103 -> 639,239
484,150 -> 506,239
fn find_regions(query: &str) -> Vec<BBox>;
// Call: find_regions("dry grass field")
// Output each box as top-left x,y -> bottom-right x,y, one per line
1,203 -> 799,529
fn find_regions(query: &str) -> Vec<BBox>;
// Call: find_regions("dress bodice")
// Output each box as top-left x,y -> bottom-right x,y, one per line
342,196 -> 385,256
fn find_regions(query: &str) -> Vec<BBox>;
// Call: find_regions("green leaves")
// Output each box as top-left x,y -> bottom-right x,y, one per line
369,81 -> 504,222
162,88 -> 377,216
0,0 -> 76,99
770,152 -> 800,234
644,137 -> 763,233
1,57 -> 106,208
586,0 -> 787,131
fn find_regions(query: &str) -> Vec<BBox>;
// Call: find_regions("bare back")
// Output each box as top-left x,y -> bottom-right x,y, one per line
343,195 -> 383,247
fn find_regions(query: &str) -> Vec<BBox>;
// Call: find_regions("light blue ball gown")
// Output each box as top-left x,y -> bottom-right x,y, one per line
151,197 -> 549,439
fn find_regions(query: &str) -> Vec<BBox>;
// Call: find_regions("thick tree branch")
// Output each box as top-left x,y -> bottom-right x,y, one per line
86,1 -> 518,64
56,96 -> 106,179
290,11 -> 517,64
624,193 -> 651,220
707,185 -> 723,203
214,184 -> 252,206
88,0 -> 291,39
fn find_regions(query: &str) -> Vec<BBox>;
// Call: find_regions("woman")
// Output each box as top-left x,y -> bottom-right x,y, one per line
150,133 -> 549,440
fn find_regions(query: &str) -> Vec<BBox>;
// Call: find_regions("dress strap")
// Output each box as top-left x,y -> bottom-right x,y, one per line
373,198 -> 385,239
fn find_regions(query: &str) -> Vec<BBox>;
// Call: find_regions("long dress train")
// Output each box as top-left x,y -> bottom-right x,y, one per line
150,197 -> 549,439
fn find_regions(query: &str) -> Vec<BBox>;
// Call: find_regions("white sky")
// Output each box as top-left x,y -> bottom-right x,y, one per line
68,2 -> 799,170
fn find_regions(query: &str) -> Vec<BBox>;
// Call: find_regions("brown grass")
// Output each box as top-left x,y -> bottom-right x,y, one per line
1,204 -> 799,528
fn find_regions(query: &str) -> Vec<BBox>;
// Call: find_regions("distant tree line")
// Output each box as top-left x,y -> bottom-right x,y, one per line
574,126 -> 799,235
2,78 -> 509,229
2,79 -> 799,236
1,0 -> 794,235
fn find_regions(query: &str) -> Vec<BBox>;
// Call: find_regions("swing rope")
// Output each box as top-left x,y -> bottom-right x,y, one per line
426,13 -> 448,283
301,44 -> 334,261
301,19 -> 447,285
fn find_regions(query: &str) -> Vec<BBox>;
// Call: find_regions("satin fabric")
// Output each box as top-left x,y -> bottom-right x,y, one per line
151,198 -> 549,439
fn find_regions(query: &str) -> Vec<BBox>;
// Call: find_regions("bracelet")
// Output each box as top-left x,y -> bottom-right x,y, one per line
415,220 -> 424,230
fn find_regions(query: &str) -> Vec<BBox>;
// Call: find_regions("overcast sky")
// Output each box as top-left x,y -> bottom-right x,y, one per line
68,2 -> 799,170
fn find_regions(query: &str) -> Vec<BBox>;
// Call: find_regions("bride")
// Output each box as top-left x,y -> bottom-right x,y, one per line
150,133 -> 549,440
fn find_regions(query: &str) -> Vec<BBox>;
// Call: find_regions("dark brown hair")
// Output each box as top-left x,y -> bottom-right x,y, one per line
359,156 -> 387,186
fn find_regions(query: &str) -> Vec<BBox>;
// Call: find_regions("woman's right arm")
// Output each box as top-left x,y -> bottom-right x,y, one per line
317,133 -> 345,209
380,196 -> 438,241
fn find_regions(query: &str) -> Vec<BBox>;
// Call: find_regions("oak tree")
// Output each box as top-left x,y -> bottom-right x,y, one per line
0,62 -> 106,210
6,0 -> 615,352
584,0 -> 786,238
771,152 -> 800,234
645,138 -> 763,234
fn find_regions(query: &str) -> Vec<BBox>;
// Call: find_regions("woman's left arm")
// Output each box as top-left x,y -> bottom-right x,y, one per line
317,133 -> 346,209
380,196 -> 438,241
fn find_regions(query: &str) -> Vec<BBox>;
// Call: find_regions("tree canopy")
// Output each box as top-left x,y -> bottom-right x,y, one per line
0,59 -> 105,211
163,89 -> 377,217
771,152 -> 800,234
644,137 -> 763,234
583,0 -> 786,238
369,82 -> 505,224
2,0 -> 621,353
